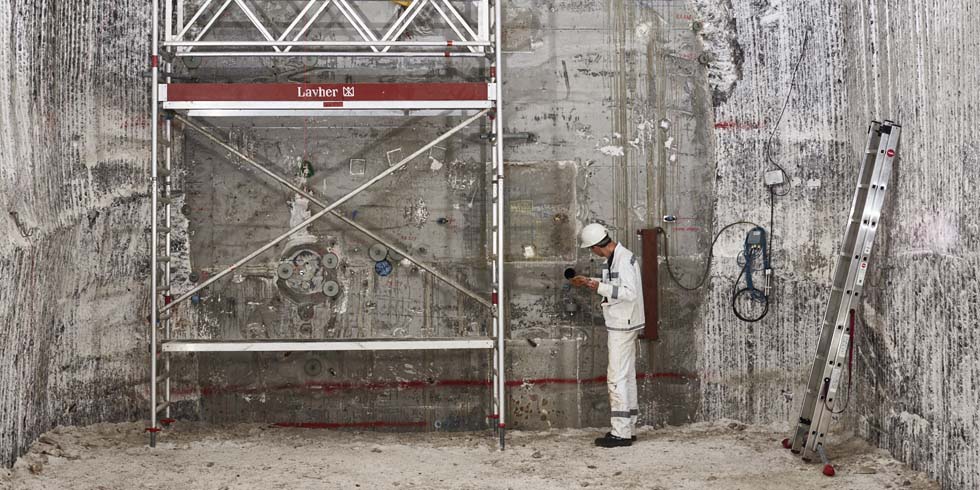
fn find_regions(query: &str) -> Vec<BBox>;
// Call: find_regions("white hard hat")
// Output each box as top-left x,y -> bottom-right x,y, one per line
579,223 -> 609,248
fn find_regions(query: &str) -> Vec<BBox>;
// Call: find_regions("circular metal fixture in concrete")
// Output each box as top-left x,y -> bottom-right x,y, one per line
276,244 -> 338,304
189,271 -> 200,283
369,243 -> 388,262
304,358 -> 323,377
322,280 -> 340,297
277,262 -> 294,279
374,259 -> 393,277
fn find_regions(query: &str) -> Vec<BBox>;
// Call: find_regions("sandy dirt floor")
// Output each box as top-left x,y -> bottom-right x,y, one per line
1,420 -> 938,490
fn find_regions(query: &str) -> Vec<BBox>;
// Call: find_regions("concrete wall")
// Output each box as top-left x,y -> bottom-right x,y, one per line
165,0 -> 714,434
0,3 -> 152,466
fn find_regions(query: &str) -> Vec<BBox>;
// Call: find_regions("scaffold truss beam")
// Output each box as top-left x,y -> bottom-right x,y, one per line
163,0 -> 490,56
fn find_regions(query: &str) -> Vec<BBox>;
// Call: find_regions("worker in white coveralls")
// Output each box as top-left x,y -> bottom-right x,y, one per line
570,223 -> 644,448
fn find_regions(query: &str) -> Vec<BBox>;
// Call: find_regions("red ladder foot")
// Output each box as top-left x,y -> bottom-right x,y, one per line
822,464 -> 836,477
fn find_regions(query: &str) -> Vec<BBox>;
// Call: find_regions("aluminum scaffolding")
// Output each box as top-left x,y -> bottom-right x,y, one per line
148,0 -> 507,449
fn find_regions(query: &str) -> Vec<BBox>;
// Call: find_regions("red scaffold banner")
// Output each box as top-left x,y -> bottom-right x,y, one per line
164,83 -> 489,102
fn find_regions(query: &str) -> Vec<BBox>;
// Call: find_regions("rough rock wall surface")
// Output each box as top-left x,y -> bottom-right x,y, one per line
694,1 -> 980,488
847,2 -> 980,489
0,3 -> 151,466
691,0 -> 851,425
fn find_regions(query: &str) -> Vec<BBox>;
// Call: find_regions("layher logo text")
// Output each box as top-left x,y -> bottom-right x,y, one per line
296,86 -> 356,98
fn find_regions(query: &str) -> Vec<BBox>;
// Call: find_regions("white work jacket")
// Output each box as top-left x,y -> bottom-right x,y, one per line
594,243 -> 645,332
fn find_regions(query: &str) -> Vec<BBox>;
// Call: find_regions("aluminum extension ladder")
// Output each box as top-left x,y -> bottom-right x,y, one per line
784,120 -> 901,475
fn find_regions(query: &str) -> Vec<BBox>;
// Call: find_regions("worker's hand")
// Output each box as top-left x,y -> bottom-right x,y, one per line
570,276 -> 599,290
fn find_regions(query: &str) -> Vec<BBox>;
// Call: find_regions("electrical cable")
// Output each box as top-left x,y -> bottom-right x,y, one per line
659,32 -> 810,311
731,269 -> 769,322
658,221 -> 760,291
764,31 -> 810,198
731,227 -> 770,322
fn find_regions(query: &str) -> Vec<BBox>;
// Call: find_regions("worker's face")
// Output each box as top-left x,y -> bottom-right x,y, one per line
588,244 -> 606,257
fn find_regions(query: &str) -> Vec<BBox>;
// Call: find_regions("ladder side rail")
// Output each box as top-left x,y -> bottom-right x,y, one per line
790,123 -> 882,451
802,133 -> 892,457
805,124 -> 900,456
802,124 -> 897,458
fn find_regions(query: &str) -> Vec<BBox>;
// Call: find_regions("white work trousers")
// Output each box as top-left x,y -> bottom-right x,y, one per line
607,329 -> 639,438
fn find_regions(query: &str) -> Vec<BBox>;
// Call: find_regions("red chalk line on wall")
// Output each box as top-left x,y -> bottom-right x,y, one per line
169,372 -> 695,398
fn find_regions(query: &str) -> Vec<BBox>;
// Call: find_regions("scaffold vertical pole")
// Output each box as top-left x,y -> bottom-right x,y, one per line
163,59 -> 173,423
492,0 -> 506,451
149,0 -> 160,448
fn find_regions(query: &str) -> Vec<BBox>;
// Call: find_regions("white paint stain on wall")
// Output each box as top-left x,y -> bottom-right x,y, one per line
597,145 -> 625,156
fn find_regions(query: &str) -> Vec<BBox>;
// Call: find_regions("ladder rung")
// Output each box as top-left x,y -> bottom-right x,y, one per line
157,227 -> 171,234
155,401 -> 170,414
157,256 -> 171,263
158,197 -> 173,205
157,313 -> 172,321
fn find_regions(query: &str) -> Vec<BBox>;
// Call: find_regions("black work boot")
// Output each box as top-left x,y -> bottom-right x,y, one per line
594,433 -> 632,447
606,431 -> 637,442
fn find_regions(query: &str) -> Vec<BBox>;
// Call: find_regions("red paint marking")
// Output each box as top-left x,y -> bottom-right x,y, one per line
714,121 -> 764,130
322,101 -> 343,107
151,55 -> 159,68
447,40 -> 453,46
165,83 -> 488,102
145,427 -> 162,433
273,421 -> 426,429
172,372 -> 696,398
492,292 -> 499,304
886,149 -> 895,157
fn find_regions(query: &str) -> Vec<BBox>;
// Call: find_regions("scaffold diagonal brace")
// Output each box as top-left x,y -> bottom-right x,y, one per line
160,108 -> 489,312
170,112 -> 492,309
